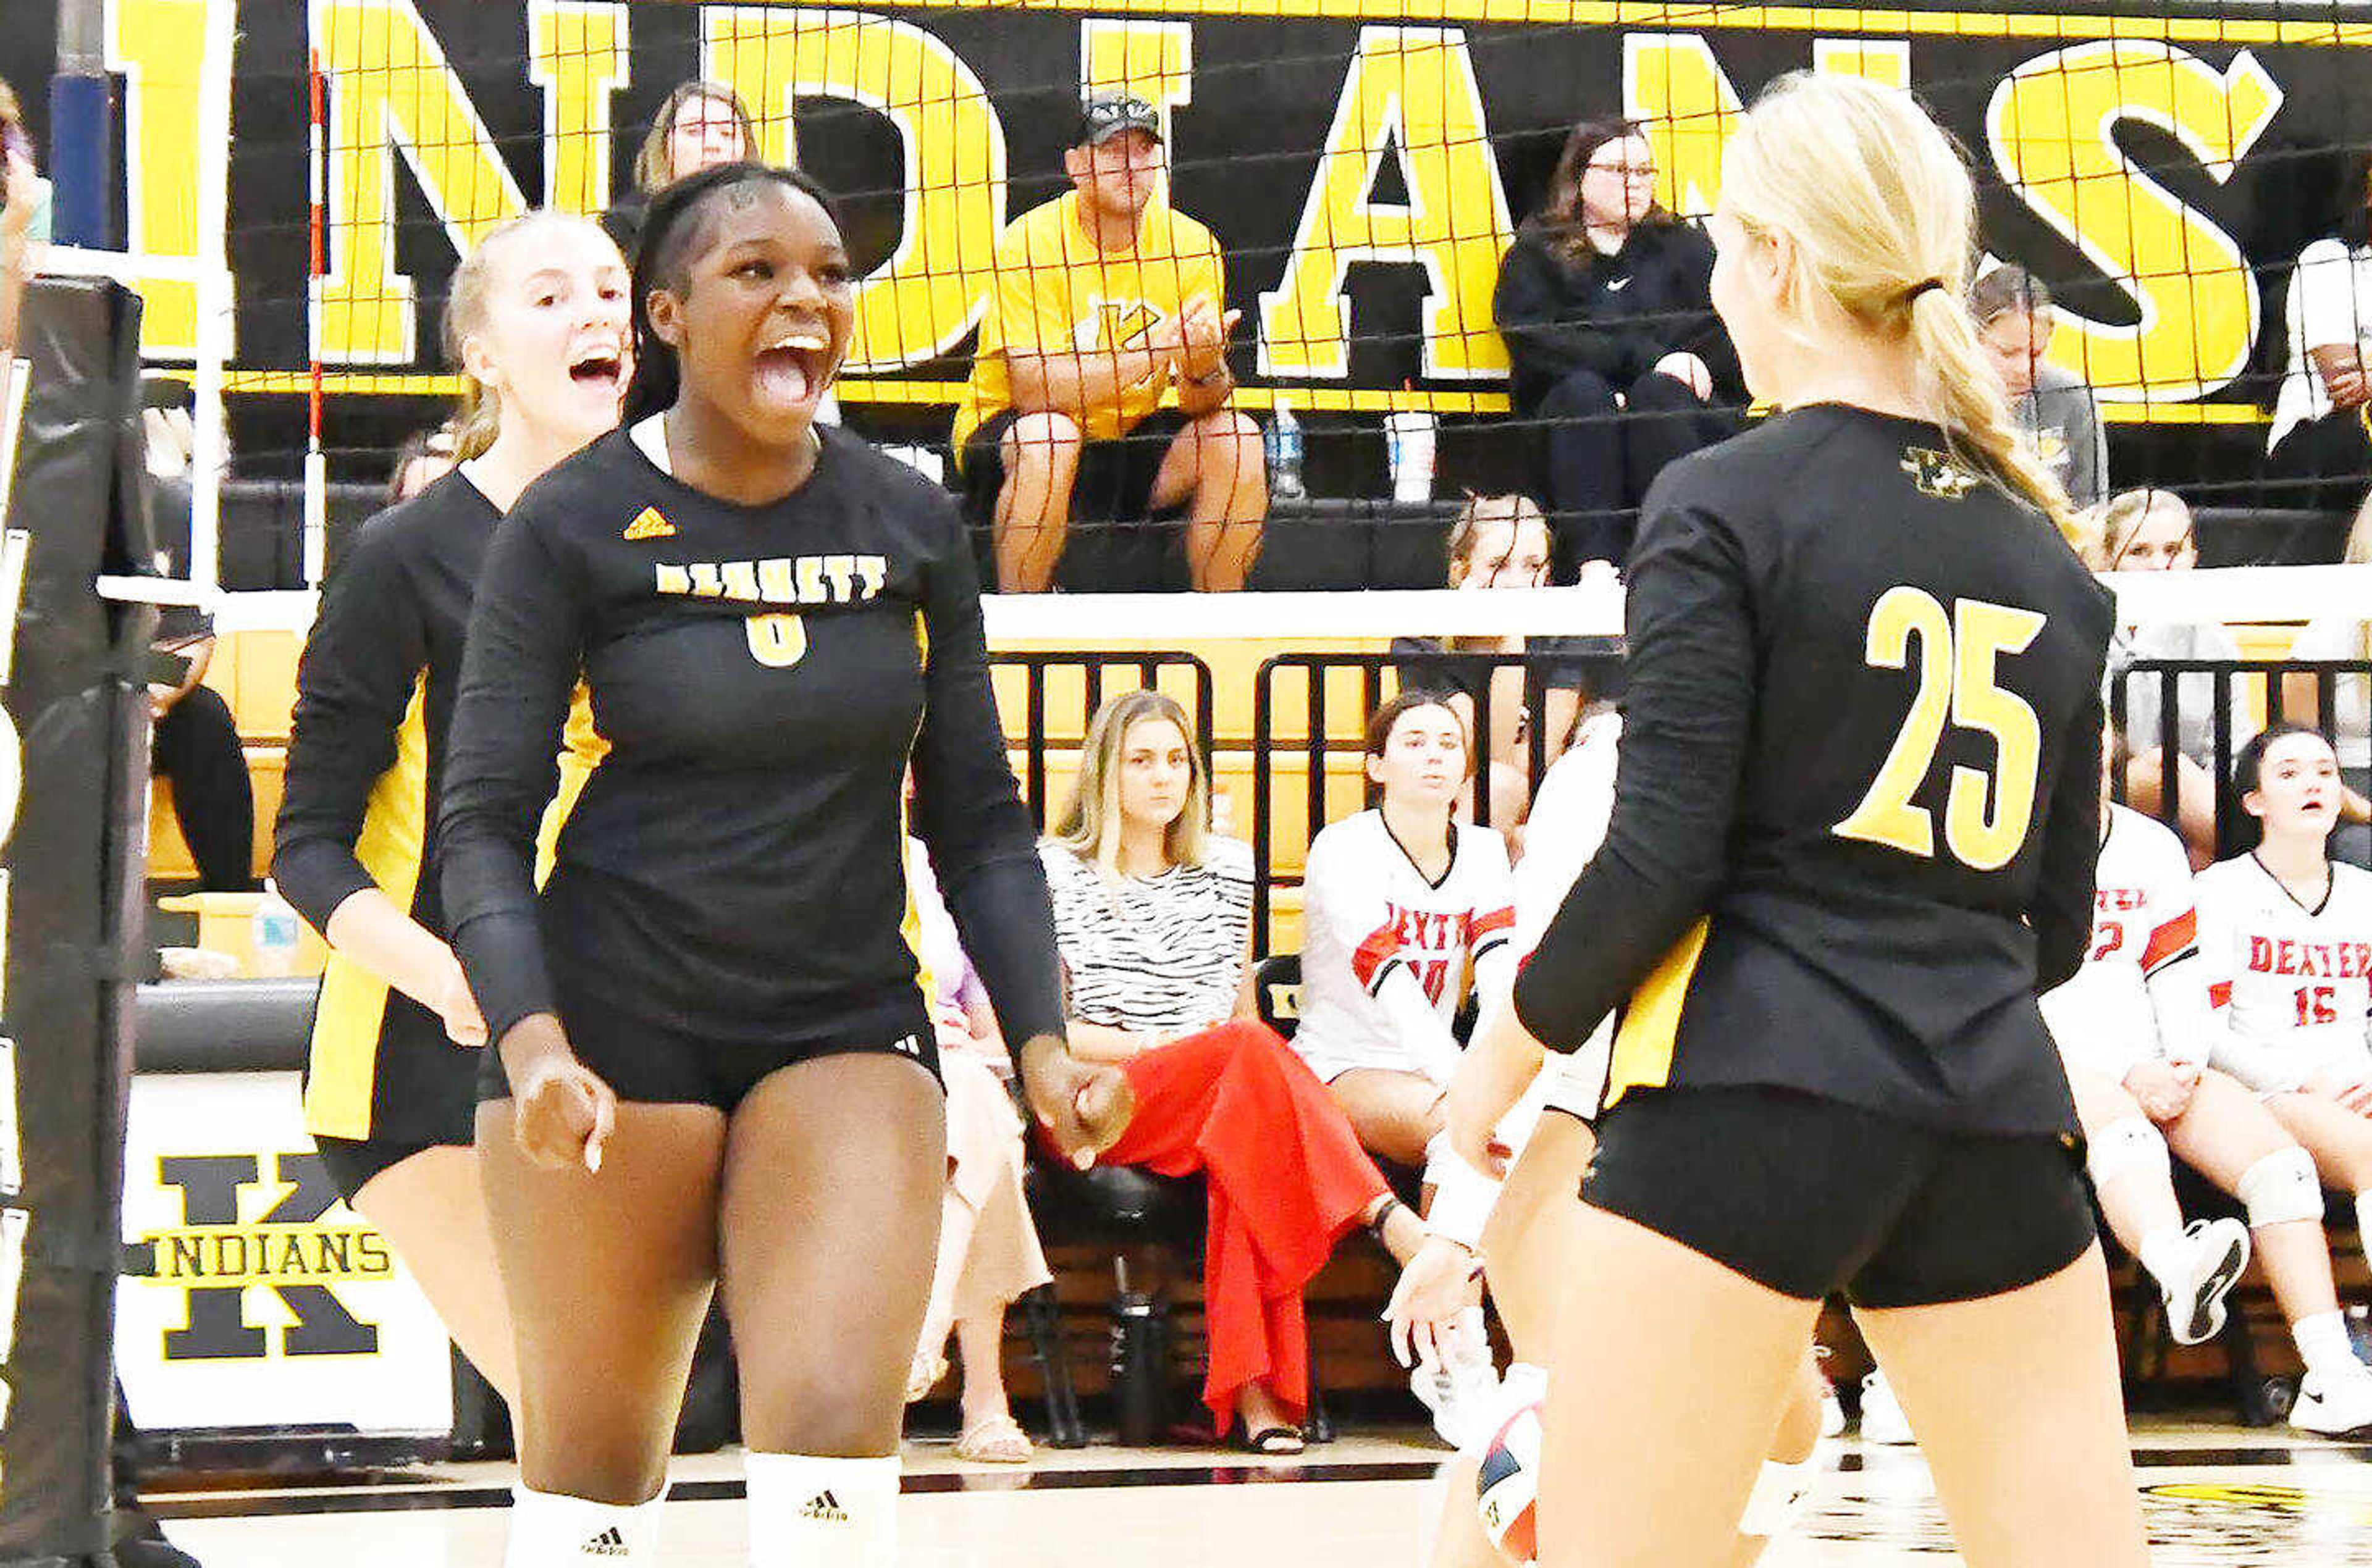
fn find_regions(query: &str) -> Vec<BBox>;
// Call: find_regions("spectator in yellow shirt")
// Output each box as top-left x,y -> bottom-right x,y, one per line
953,94 -> 1266,592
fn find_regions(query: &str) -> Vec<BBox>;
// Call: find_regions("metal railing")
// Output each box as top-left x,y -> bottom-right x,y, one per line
1248,646 -> 1622,955
988,650 -> 1214,828
2111,658 -> 2370,857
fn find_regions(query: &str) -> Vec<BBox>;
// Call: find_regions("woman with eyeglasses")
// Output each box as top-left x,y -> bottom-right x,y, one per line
1493,118 -> 1744,579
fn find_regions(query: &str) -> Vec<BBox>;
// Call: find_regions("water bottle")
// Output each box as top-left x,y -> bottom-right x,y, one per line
1385,405 -> 1437,504
250,880 -> 302,978
1109,1282 -> 1174,1447
1266,403 -> 1305,501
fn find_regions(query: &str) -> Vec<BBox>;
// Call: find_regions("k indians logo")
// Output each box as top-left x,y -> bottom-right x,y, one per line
138,1152 -> 393,1359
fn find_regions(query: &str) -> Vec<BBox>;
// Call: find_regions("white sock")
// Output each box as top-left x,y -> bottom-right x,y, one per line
2293,1310 -> 2361,1381
505,1485 -> 664,1566
746,1453 -> 898,1568
2356,1191 -> 2372,1251
2135,1225 -> 2191,1296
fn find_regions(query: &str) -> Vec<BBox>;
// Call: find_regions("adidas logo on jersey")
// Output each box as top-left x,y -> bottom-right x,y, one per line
799,1490 -> 851,1524
580,1525 -> 630,1556
622,506 -> 677,541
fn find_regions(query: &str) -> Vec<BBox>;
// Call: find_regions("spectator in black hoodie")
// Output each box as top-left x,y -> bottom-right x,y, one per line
1494,119 -> 1743,577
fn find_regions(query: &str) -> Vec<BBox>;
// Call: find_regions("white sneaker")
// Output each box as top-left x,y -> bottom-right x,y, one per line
2163,1217 -> 2251,1346
2292,1360 -> 2372,1436
1410,1307 -> 1501,1449
1858,1370 -> 1912,1445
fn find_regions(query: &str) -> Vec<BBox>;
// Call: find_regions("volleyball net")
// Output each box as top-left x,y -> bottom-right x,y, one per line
43,0 -> 2365,600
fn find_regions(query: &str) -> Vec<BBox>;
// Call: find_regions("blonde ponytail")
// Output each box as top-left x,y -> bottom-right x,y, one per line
1722,73 -> 2079,545
1906,287 -> 2080,543
448,380 -> 501,463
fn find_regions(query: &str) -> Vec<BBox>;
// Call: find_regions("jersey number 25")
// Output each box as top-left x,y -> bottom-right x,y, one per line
1834,586 -> 2046,871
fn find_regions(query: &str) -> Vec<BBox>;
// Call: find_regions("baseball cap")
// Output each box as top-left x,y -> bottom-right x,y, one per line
1074,94 -> 1163,148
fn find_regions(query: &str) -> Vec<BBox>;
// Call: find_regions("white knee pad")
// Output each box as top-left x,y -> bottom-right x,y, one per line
2085,1117 -> 2167,1189
1735,1438 -> 1831,1540
2237,1146 -> 2324,1228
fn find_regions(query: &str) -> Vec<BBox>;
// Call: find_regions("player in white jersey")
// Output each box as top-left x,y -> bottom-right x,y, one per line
2193,726 -> 2372,1432
1292,692 -> 1515,1443
2033,733 -> 2372,1434
1293,692 -> 1518,1156
1389,712 -> 1834,1566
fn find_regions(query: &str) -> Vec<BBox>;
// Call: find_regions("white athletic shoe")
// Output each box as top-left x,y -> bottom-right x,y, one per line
2291,1360 -> 2372,1437
1410,1307 -> 1501,1449
1858,1370 -> 1913,1445
2163,1217 -> 2252,1347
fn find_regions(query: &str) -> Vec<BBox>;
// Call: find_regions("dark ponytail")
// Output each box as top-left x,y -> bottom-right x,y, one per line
621,161 -> 844,426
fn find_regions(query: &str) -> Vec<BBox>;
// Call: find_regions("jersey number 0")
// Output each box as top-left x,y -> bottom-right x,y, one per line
1834,586 -> 2046,871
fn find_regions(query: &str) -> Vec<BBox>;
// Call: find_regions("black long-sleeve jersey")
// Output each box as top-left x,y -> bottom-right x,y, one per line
1492,217 -> 1744,415
1512,405 -> 2112,1136
274,472 -> 600,1144
437,425 -> 1065,1062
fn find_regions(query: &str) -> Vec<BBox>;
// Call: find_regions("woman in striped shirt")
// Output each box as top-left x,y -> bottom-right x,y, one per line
1040,690 -> 1428,1453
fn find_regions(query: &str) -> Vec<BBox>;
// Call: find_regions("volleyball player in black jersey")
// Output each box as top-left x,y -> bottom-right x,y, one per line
438,163 -> 1130,1567
1450,77 -> 2142,1567
272,209 -> 630,1404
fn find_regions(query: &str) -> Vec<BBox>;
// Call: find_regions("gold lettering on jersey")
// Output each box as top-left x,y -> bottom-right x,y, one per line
651,554 -> 890,607
1899,447 -> 1980,500
745,614 -> 808,668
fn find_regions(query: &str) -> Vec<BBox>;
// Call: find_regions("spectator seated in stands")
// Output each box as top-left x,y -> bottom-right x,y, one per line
901,836 -> 1051,1464
2267,153 -> 2372,513
599,78 -> 758,264
133,383 -> 255,895
2281,493 -> 2372,868
953,95 -> 1264,593
1492,117 -> 1743,580
148,615 -> 255,892
2197,726 -> 2372,1257
1039,690 -> 1435,1453
2037,730 -> 2372,1438
387,423 -> 458,505
2090,488 -> 2247,867
1389,494 -> 1604,842
1290,694 -> 1516,1166
1970,264 -> 2109,510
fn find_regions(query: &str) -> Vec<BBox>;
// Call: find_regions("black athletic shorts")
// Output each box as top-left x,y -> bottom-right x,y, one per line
473,1010 -> 943,1115
961,407 -> 1193,591
312,1131 -> 464,1204
1581,1084 -> 2096,1308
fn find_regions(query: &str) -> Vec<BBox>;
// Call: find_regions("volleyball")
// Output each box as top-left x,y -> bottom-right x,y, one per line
1474,1396 -> 1546,1566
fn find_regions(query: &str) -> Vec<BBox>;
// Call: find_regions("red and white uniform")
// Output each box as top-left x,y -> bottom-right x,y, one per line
2038,806 -> 2213,1080
1290,810 -> 1515,1086
2195,853 -> 2372,1094
1428,712 -> 1623,1247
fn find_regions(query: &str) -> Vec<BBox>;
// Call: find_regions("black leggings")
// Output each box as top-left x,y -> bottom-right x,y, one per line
1536,368 -> 1741,580
2265,408 -> 2372,513
152,684 -> 253,891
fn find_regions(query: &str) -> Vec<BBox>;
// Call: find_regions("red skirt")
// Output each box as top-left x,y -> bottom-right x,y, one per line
1096,1019 -> 1390,1430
